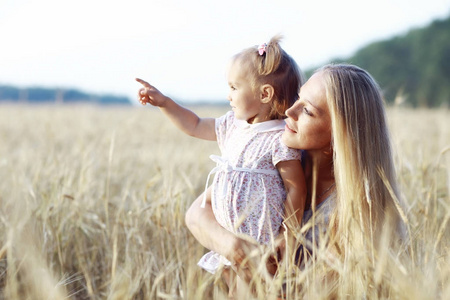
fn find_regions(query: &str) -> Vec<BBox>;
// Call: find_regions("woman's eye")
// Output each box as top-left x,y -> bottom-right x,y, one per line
303,107 -> 312,116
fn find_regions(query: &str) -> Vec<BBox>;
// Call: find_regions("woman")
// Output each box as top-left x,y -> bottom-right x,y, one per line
185,63 -> 406,297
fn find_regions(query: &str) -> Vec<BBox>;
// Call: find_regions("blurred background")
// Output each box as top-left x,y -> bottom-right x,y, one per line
1,0 -> 449,107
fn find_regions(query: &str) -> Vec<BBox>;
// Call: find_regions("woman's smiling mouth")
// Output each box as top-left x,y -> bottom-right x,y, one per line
285,123 -> 297,133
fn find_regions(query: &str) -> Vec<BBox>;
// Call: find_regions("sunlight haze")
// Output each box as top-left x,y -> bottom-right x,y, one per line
1,0 -> 449,103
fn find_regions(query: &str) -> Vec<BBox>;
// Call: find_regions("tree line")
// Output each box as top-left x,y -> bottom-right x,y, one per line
0,85 -> 131,105
306,14 -> 450,107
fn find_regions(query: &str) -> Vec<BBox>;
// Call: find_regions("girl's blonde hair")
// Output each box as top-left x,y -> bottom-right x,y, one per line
233,35 -> 305,120
320,64 -> 406,259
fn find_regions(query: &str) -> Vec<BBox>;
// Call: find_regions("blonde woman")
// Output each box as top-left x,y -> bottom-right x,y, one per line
185,63 -> 406,297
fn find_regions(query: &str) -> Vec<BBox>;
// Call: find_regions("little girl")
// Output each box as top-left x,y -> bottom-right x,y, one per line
136,35 -> 306,294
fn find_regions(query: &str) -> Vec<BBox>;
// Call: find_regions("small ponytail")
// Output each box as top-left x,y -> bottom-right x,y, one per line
258,35 -> 283,76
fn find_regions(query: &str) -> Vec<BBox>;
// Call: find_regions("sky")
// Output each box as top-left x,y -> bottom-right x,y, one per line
1,0 -> 449,104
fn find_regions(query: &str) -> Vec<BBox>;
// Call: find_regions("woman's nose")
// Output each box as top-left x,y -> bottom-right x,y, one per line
286,103 -> 299,120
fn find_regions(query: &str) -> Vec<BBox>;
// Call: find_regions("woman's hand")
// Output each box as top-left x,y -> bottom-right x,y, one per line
226,234 -> 262,283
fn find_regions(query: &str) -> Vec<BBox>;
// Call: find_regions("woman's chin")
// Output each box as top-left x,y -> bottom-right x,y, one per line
281,133 -> 299,149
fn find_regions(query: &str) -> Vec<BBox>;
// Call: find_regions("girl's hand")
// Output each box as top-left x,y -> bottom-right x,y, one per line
135,78 -> 168,107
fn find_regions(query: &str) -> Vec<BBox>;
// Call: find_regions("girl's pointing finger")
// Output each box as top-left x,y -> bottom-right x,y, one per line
135,78 -> 152,88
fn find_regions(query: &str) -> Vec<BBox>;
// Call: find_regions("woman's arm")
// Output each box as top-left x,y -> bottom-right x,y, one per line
185,187 -> 248,260
185,187 -> 260,281
185,187 -> 233,255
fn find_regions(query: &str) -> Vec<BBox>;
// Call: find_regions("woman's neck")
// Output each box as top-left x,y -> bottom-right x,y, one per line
304,151 -> 334,180
303,150 -> 335,209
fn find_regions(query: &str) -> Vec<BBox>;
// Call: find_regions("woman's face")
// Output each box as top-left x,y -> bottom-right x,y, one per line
282,71 -> 332,152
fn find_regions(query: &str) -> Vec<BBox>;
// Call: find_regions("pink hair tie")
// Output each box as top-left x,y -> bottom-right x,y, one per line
258,43 -> 267,55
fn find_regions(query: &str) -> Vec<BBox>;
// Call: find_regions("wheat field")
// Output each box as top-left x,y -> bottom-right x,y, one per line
0,104 -> 448,299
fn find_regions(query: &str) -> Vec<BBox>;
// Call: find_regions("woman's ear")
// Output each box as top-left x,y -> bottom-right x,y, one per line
260,84 -> 274,104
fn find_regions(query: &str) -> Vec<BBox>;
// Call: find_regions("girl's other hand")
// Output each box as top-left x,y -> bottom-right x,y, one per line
135,78 -> 168,107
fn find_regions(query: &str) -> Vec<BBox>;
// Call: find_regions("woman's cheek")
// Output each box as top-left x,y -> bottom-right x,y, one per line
281,131 -> 300,149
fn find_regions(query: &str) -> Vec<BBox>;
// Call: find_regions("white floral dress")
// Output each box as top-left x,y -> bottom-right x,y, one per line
198,111 -> 302,274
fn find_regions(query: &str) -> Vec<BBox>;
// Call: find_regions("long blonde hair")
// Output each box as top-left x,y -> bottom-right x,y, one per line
320,64 -> 406,257
233,35 -> 305,120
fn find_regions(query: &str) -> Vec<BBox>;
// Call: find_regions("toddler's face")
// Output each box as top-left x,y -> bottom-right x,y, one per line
226,62 -> 265,124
